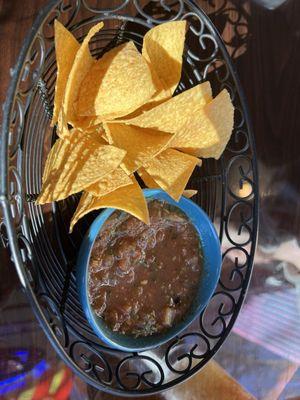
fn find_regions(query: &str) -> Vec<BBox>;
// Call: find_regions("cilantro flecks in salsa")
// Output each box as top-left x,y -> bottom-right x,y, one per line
88,200 -> 203,337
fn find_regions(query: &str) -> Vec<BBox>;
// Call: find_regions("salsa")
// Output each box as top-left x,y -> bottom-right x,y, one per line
88,200 -> 203,337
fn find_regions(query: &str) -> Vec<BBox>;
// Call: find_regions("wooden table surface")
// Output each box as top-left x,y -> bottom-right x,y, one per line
1,1 -> 300,399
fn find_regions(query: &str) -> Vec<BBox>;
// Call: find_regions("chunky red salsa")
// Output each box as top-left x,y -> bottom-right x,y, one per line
88,200 -> 203,337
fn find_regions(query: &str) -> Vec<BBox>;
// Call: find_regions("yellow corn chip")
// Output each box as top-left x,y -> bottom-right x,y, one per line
42,139 -> 64,184
172,147 -> 202,157
99,123 -> 110,143
111,94 -> 167,122
57,108 -> 99,137
37,129 -> 126,204
142,21 -> 186,96
70,116 -> 97,131
105,123 -> 172,174
146,70 -> 171,106
170,89 -> 234,159
57,113 -> 103,138
77,41 -> 156,119
138,167 -> 159,189
57,109 -> 69,138
70,176 -> 149,232
99,122 -> 113,144
118,82 -> 212,133
139,167 -> 198,199
86,167 -> 132,197
63,22 -> 104,126
143,148 -> 199,201
52,20 -> 80,126
83,123 -> 108,144
183,189 -> 198,198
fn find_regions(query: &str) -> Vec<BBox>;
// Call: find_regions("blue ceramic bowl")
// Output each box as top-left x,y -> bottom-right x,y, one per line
76,189 -> 221,352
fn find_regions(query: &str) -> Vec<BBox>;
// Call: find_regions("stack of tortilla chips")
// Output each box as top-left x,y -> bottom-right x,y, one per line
37,20 -> 234,231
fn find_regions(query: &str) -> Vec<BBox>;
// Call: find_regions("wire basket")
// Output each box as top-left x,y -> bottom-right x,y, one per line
0,0 -> 258,396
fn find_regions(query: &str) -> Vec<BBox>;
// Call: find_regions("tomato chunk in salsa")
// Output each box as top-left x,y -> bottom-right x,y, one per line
88,200 -> 203,337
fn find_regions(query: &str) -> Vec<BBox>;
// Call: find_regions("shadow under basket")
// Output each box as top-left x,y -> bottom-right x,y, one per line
0,0 -> 258,396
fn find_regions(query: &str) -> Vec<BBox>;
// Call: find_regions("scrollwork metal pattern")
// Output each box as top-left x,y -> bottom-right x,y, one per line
39,294 -> 69,348
42,0 -> 81,40
116,354 -> 164,390
70,341 -> 113,385
82,0 -> 130,14
133,0 -> 185,24
165,333 -> 211,373
0,0 -> 258,395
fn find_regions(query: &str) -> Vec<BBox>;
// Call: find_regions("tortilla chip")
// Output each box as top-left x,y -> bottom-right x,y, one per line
139,167 -> 198,199
100,122 -> 113,144
52,20 -> 80,126
142,21 -> 186,96
118,82 -> 212,133
183,189 -> 198,198
170,89 -> 234,159
70,116 -> 97,131
70,176 -> 149,232
143,148 -> 199,201
138,167 -> 159,189
56,109 -> 68,138
112,94 -> 167,122
56,112 -> 103,139
63,22 -> 104,126
86,167 -> 132,197
146,70 -> 172,106
105,123 -> 172,174
42,138 -> 63,184
172,147 -> 202,157
77,41 -> 156,119
37,129 -> 126,204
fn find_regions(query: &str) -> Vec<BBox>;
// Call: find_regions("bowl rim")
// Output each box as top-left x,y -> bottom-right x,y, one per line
76,189 -> 222,352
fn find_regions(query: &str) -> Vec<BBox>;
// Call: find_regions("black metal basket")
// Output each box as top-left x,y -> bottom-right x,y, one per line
0,0 -> 258,396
